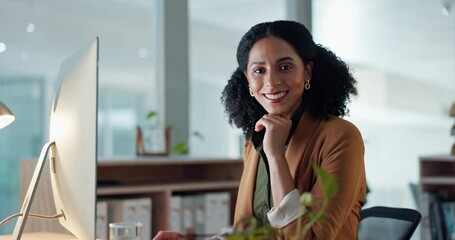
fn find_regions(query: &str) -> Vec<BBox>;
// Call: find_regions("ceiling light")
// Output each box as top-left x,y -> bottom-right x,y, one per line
26,23 -> 36,33
0,42 -> 6,53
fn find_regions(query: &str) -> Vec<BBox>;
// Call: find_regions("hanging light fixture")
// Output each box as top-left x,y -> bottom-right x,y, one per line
0,100 -> 15,129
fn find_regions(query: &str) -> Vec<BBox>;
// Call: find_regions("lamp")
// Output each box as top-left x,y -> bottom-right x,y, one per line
0,100 -> 15,129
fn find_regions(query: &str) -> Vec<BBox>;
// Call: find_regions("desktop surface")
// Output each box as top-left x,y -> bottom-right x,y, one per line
0,232 -> 77,240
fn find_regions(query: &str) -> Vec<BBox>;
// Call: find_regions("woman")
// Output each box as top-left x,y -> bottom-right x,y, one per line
154,20 -> 366,240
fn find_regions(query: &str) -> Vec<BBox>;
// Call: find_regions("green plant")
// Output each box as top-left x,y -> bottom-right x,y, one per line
146,111 -> 204,154
171,131 -> 204,154
227,164 -> 338,240
146,111 -> 158,120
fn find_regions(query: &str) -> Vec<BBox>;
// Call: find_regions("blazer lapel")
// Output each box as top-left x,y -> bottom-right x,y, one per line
234,140 -> 260,224
285,111 -> 321,179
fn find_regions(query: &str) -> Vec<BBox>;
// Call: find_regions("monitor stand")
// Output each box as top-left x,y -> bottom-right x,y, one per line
7,141 -> 73,240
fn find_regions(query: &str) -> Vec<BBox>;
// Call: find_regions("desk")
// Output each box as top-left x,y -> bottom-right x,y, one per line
0,232 -> 77,240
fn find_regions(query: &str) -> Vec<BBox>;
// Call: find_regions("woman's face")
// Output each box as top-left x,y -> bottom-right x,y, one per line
245,36 -> 312,117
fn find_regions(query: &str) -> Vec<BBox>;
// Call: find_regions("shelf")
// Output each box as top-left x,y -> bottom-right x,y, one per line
420,154 -> 455,238
98,180 -> 240,196
98,157 -> 243,185
97,157 -> 243,237
419,154 -> 455,162
421,176 -> 455,185
98,156 -> 242,166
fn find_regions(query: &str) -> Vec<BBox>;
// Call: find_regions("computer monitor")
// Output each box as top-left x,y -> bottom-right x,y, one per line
11,37 -> 99,239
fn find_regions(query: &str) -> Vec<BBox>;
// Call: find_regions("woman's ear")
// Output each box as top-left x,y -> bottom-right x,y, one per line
244,71 -> 252,85
305,61 -> 313,80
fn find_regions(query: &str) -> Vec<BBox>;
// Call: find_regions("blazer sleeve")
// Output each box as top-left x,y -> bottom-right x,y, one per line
310,122 -> 366,239
281,121 -> 366,239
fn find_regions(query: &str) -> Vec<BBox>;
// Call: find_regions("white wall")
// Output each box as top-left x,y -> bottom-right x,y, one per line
348,66 -> 453,209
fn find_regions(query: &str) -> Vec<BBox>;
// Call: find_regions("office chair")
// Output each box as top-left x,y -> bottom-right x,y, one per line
358,206 -> 422,240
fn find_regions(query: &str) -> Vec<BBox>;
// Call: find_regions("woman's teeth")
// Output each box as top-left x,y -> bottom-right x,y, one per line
264,91 -> 286,100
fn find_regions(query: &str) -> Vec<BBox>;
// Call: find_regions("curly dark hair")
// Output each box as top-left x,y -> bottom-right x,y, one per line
221,20 -> 357,138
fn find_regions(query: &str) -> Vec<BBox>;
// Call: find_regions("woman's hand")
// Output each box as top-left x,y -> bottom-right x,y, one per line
255,114 -> 295,209
153,231 -> 186,240
255,114 -> 292,159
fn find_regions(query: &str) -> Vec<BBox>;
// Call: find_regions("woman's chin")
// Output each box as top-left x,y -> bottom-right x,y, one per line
265,109 -> 289,116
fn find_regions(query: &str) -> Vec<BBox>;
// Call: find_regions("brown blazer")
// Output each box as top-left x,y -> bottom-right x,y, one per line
234,111 -> 366,240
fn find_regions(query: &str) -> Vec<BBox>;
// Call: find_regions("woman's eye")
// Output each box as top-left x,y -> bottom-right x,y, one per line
253,68 -> 265,74
280,64 -> 292,71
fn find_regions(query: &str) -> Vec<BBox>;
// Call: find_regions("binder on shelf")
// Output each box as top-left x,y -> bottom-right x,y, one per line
137,198 -> 152,240
430,197 -> 446,240
420,192 -> 434,240
449,202 -> 455,240
168,192 -> 231,235
170,196 -> 183,232
182,195 -> 195,235
194,194 -> 206,235
442,201 -> 455,240
107,198 -> 137,223
204,192 -> 230,235
96,201 -> 108,240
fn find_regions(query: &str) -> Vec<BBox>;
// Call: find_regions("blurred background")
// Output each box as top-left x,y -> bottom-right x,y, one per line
0,0 -> 454,237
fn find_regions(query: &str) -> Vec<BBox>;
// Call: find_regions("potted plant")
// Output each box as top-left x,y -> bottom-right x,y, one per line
136,111 -> 170,156
137,111 -> 204,156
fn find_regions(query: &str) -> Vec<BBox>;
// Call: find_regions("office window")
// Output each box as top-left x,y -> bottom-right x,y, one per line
0,0 -> 160,233
0,1 -> 160,156
0,78 -> 43,233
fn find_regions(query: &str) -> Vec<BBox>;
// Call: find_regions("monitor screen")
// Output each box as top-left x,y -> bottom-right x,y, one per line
49,37 -> 98,239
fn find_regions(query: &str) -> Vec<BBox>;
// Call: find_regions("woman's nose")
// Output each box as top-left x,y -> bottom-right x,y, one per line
264,70 -> 281,86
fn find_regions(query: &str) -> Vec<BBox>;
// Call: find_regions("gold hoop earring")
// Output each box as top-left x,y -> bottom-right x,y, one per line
305,79 -> 311,90
249,87 -> 254,97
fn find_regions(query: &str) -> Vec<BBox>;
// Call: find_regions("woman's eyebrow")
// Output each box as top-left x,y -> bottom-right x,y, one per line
249,56 -> 295,67
276,56 -> 295,62
249,60 -> 265,67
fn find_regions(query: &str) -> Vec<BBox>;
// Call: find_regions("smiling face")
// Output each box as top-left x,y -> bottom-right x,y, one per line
245,36 -> 312,117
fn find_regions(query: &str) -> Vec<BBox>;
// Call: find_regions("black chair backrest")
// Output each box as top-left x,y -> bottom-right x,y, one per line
358,206 -> 422,240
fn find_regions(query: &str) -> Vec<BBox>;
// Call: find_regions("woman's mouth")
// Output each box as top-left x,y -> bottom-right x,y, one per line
263,91 -> 288,101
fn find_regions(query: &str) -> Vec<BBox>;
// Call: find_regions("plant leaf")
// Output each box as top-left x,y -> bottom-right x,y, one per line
314,164 -> 338,198
146,111 -> 158,120
172,141 -> 188,154
306,211 -> 317,220
192,131 -> 204,140
300,192 -> 313,207
226,233 -> 244,240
